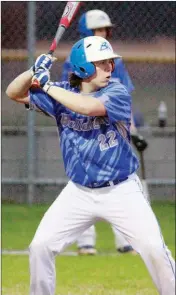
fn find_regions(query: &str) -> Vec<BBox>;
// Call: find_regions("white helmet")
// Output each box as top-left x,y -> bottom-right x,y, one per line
86,10 -> 113,29
70,36 -> 121,78
79,10 -> 114,37
83,36 -> 120,62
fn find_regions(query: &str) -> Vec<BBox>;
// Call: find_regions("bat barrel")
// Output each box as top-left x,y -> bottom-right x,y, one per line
48,2 -> 81,54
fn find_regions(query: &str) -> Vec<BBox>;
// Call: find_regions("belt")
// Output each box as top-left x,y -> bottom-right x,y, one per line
87,177 -> 128,189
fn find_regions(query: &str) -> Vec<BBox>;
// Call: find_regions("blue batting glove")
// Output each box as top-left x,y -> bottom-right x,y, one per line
32,68 -> 50,88
30,54 -> 54,76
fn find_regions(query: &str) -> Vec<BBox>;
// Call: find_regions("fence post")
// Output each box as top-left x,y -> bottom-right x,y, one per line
27,2 -> 36,205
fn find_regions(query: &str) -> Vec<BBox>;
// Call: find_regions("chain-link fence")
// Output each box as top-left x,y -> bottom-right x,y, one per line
2,1 -> 175,126
2,1 -> 175,47
1,1 -> 175,203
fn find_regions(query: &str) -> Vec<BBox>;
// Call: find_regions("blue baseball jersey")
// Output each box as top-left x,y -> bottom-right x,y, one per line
29,81 -> 139,187
61,57 -> 134,93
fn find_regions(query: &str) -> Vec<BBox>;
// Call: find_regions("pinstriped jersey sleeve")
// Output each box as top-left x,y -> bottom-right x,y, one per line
29,81 -> 72,117
29,81 -> 79,118
103,82 -> 131,123
29,87 -> 57,117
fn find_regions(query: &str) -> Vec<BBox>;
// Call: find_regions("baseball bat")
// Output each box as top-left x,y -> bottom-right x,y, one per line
32,1 -> 82,87
48,1 -> 82,55
139,150 -> 150,203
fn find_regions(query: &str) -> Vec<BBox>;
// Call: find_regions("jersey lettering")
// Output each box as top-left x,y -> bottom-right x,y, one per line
60,113 -> 110,132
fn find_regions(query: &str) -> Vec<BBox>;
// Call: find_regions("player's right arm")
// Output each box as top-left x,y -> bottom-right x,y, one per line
6,54 -> 55,104
6,70 -> 32,104
6,69 -> 57,118
6,53 -> 57,119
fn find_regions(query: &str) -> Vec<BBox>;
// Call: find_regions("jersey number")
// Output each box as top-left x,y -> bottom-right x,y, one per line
98,131 -> 118,151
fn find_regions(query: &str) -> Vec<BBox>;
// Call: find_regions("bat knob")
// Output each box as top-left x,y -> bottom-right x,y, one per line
31,79 -> 40,88
48,50 -> 54,55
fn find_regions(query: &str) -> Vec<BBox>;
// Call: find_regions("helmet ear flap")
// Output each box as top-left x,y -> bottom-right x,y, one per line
87,62 -> 96,77
72,62 -> 96,79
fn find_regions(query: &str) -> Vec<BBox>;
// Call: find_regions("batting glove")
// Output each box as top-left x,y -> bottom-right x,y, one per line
32,68 -> 51,88
131,133 -> 148,152
30,54 -> 56,76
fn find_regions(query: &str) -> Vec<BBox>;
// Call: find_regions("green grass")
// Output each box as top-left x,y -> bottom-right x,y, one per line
2,202 -> 175,295
2,255 -> 158,295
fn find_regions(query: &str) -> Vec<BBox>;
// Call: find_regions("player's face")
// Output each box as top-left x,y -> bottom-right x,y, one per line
94,28 -> 107,39
91,59 -> 114,88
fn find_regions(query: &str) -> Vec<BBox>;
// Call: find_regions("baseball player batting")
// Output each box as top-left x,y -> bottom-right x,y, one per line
61,9 -> 148,255
6,36 -> 175,295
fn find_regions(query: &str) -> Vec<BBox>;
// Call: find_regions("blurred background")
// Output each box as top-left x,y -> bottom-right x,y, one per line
2,1 -> 175,204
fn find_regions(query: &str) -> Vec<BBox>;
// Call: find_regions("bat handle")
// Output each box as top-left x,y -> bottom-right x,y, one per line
48,50 -> 54,55
48,38 -> 58,56
31,79 -> 40,88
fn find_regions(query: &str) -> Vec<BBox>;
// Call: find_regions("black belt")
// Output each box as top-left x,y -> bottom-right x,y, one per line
87,177 -> 128,189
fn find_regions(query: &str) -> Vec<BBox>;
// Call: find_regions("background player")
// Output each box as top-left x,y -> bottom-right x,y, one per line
6,36 -> 175,295
61,9 -> 148,255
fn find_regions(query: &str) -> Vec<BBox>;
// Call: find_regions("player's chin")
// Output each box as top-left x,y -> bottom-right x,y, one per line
99,80 -> 109,87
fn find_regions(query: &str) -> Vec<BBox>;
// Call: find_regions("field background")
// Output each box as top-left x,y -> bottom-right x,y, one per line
2,2 -> 175,295
2,202 -> 175,295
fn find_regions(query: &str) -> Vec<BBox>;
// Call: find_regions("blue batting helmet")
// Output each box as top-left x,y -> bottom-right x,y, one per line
70,36 -> 120,79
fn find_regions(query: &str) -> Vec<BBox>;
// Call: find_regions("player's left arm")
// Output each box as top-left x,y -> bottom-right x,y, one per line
32,69 -> 106,117
45,84 -> 106,116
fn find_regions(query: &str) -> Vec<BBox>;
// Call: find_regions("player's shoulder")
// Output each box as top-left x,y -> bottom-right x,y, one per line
56,81 -> 79,93
104,81 -> 129,96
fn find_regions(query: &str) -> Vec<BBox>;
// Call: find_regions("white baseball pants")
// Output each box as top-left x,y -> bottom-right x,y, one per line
29,173 -> 175,295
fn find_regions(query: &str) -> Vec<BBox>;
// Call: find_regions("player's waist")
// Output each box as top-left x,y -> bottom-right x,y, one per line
86,176 -> 128,189
85,172 -> 137,189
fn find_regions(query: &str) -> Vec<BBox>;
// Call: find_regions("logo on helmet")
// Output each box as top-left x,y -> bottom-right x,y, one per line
100,42 -> 111,51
